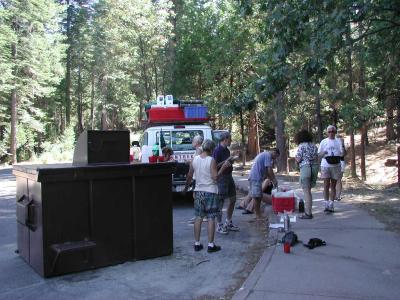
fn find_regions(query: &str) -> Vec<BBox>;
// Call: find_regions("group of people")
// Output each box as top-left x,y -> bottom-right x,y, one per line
184,124 -> 346,253
295,125 -> 346,218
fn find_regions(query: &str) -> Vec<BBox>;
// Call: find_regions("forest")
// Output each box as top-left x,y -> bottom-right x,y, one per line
0,0 -> 399,180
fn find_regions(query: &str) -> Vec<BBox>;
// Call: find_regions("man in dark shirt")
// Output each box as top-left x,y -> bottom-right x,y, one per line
213,132 -> 239,234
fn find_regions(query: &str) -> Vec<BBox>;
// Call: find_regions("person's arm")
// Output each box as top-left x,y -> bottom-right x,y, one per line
317,140 -> 327,158
295,145 -> 302,163
266,166 -> 278,187
210,159 -> 218,181
216,159 -> 231,178
183,162 -> 194,193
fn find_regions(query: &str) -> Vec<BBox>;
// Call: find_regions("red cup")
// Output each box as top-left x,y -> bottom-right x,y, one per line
284,242 -> 291,253
157,156 -> 164,162
148,156 -> 157,163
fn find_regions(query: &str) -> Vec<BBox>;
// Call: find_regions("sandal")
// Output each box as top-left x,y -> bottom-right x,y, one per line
299,214 -> 313,219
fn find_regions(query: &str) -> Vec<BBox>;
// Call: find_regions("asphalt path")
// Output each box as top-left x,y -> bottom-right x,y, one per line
0,167 -> 265,300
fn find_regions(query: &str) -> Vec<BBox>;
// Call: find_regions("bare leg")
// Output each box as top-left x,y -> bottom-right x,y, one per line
261,194 -> 272,205
302,187 -> 313,215
330,179 -> 337,201
336,177 -> 342,199
194,217 -> 203,242
226,196 -> 235,221
323,179 -> 330,201
246,198 -> 255,212
207,218 -> 216,243
254,197 -> 264,219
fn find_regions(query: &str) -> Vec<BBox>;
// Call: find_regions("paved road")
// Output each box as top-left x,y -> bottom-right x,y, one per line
0,167 -> 265,300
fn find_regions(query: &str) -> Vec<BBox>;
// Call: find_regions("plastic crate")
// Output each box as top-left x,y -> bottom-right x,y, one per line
184,106 -> 208,118
148,107 -> 185,122
272,195 -> 295,214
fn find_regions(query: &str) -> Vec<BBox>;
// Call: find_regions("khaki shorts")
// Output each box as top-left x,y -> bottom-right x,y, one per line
320,166 -> 341,180
299,164 -> 319,189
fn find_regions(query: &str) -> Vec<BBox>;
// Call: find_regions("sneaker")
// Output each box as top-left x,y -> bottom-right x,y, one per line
207,244 -> 221,253
216,224 -> 228,235
194,244 -> 203,251
324,201 -> 330,213
328,200 -> 334,212
225,221 -> 240,232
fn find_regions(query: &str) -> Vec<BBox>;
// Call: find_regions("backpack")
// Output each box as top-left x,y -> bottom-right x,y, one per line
281,231 -> 298,246
303,238 -> 326,249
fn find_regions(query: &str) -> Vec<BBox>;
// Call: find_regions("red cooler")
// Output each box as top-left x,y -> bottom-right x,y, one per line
272,191 -> 295,214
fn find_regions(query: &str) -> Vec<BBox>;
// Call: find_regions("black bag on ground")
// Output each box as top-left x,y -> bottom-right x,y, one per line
281,231 -> 298,246
303,238 -> 326,249
325,156 -> 341,164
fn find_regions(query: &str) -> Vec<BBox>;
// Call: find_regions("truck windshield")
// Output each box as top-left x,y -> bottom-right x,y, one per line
156,130 -> 204,151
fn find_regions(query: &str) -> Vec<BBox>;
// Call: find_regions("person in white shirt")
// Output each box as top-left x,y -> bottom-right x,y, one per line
318,125 -> 344,213
185,139 -> 230,253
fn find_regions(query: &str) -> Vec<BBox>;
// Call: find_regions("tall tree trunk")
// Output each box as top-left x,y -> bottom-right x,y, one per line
153,57 -> 158,97
385,96 -> 396,141
350,131 -> 357,177
10,41 -> 17,164
90,74 -> 95,129
274,91 -> 287,173
139,38 -> 151,102
77,64 -> 84,133
247,109 -> 259,159
360,124 -> 367,181
346,24 -> 357,178
10,90 -> 17,164
65,1 -> 72,126
239,110 -> 246,167
315,80 -> 323,142
358,22 -> 367,181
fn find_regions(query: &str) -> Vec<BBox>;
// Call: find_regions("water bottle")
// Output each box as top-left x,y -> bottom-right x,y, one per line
284,214 -> 290,232
299,198 -> 305,213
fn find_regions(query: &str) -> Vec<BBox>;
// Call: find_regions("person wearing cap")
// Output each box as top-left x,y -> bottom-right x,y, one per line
318,125 -> 344,213
213,131 -> 240,234
248,149 -> 280,219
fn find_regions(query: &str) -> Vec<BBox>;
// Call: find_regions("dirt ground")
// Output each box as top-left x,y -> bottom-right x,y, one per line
341,128 -> 400,233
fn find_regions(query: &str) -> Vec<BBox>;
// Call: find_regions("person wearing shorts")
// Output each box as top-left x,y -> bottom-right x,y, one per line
248,149 -> 280,219
295,129 -> 319,219
213,132 -> 240,234
318,125 -> 344,213
186,139 -> 230,253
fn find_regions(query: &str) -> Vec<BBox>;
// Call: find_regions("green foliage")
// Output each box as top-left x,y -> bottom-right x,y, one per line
1,0 -> 399,162
33,126 -> 75,163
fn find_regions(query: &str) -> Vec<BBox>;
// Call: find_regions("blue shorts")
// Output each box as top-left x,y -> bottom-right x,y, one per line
249,180 -> 262,198
217,174 -> 236,199
194,191 -> 221,219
